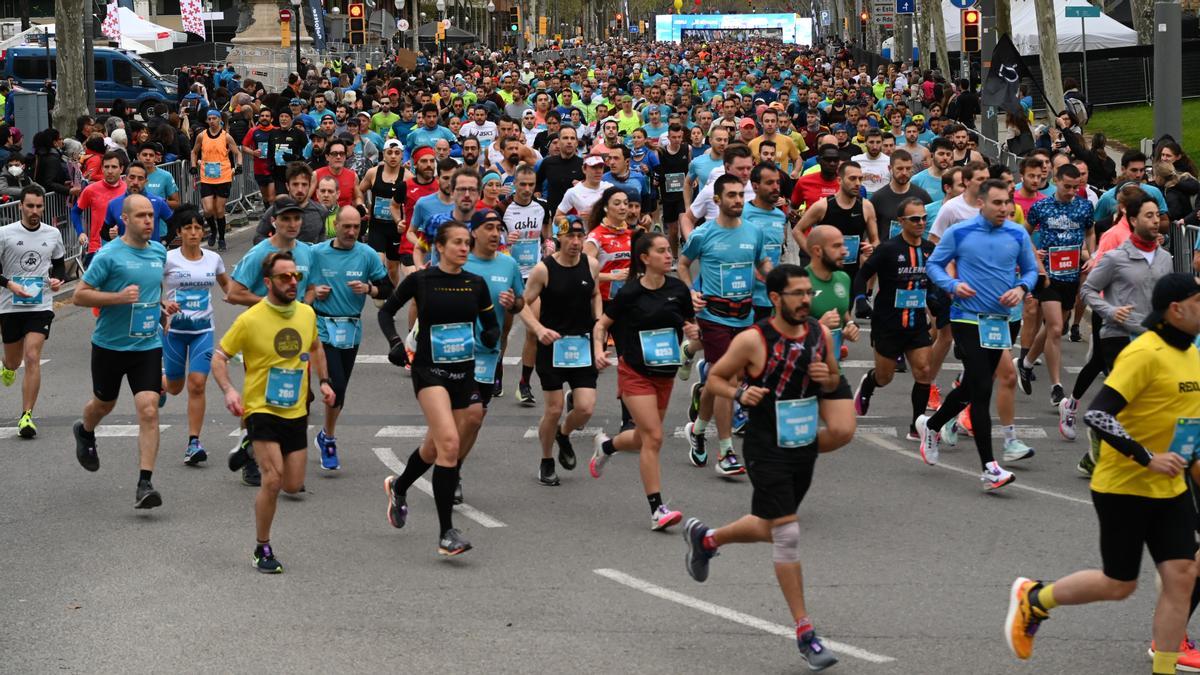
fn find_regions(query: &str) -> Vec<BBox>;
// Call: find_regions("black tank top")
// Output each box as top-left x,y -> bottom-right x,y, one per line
823,195 -> 866,239
371,166 -> 402,221
540,255 -> 595,336
744,316 -> 826,456
952,153 -> 970,167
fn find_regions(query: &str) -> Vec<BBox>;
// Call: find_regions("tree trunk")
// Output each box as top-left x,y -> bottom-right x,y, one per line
996,0 -> 1012,38
928,0 -> 952,78
1129,0 -> 1153,44
54,0 -> 89,139
1033,0 -> 1064,115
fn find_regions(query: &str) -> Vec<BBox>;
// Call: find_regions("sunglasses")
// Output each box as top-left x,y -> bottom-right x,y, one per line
900,215 -> 927,223
270,271 -> 304,282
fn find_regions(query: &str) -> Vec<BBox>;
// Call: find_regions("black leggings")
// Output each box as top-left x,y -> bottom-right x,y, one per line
323,343 -> 359,409
927,321 -> 1018,469
1070,313 -> 1130,401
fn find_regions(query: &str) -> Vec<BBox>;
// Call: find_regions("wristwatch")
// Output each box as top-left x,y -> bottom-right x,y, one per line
319,378 -> 333,387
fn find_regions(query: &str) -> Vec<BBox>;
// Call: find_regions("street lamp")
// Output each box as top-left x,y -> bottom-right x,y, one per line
436,0 -> 446,65
290,0 -> 302,78
487,0 -> 495,50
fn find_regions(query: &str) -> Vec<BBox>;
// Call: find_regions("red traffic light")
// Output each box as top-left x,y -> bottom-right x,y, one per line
349,2 -> 364,17
964,9 -> 979,23
860,11 -> 868,20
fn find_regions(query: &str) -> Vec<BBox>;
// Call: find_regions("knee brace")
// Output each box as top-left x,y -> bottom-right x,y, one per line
771,520 -> 802,564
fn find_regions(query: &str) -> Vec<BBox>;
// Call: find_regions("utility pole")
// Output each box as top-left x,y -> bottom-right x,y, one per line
896,15 -> 912,65
1153,0 -> 1181,143
980,0 -> 999,142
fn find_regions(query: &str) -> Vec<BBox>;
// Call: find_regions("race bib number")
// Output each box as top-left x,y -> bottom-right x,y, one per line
129,302 -> 159,338
265,366 -> 303,407
775,397 -> 818,448
257,142 -> 268,158
473,347 -> 500,384
430,322 -> 474,363
373,196 -> 393,221
664,172 -> 685,193
552,335 -> 592,368
274,148 -> 288,165
719,261 -> 753,299
176,287 -> 209,313
763,243 -> 782,267
1168,418 -> 1200,462
639,328 -> 681,367
1048,245 -> 1081,278
888,220 -> 902,239
608,279 -> 624,299
203,161 -> 223,179
512,239 -> 539,270
895,288 -> 926,309
323,317 -> 361,349
11,276 -> 43,306
978,314 -> 1012,349
843,235 -> 861,264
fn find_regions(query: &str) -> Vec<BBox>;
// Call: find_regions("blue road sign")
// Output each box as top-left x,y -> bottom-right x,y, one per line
949,0 -> 976,8
896,0 -> 915,13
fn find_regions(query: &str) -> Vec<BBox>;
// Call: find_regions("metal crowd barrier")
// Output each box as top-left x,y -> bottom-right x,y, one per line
0,191 -> 86,280
158,160 -> 263,221
1169,223 -> 1200,274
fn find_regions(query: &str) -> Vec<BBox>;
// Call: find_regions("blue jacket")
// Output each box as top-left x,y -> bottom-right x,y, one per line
927,214 -> 1039,321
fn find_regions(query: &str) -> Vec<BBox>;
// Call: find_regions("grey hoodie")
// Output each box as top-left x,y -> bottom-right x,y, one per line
1081,238 -> 1173,339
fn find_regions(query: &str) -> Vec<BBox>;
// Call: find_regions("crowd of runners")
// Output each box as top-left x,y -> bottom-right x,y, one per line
5,34 -> 1200,673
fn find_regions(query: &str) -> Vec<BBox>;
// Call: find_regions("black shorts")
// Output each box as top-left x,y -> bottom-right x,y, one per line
254,173 -> 273,187
200,182 -> 232,199
535,344 -> 599,392
872,327 -> 933,359
245,412 -> 308,455
1034,278 -> 1080,305
822,374 -> 853,400
398,253 -> 415,267
661,199 -> 684,224
745,450 -> 818,520
1093,490 -> 1198,582
477,380 -> 495,409
411,365 -> 480,409
367,219 -> 404,261
0,310 -> 53,344
91,344 -> 162,401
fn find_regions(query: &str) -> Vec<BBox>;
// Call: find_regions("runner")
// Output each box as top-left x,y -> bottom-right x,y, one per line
378,220 -> 500,556
71,194 -> 169,509
793,161 -> 879,315
0,186 -> 66,437
502,165 -> 551,403
679,174 -> 774,475
213,251 -> 336,573
917,179 -> 1039,490
242,106 -> 277,207
189,110 -> 242,251
308,206 -> 391,470
1005,273 -> 1200,675
160,208 -> 231,465
744,163 -> 789,323
654,123 -> 690,256
869,149 -> 933,238
682,264 -> 852,672
358,138 -> 406,285
556,154 -> 612,221
521,215 -> 601,486
591,230 -> 698,529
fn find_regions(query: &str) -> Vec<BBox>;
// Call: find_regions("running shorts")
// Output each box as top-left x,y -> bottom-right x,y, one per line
745,449 -> 818,520
1034,278 -> 1081,305
163,330 -> 214,380
535,343 -> 598,392
871,328 -> 933,360
698,318 -> 741,366
91,344 -> 162,401
367,219 -> 404,262
0,310 -> 53,344
618,359 -> 674,410
412,365 -> 481,409
245,412 -> 308,455
1092,490 -> 1197,582
200,182 -> 232,199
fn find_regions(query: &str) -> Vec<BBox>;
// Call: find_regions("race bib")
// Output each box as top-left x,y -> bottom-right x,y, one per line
552,334 -> 592,368
11,276 -> 43,306
895,288 -> 926,309
843,235 -> 861,264
323,317 -> 361,349
664,172 -> 685,193
203,161 -> 223,179
274,148 -> 288,165
430,322 -> 474,363
373,196 -> 393,220
763,243 -> 782,267
176,287 -> 209,313
512,239 -> 539,270
888,220 -> 902,239
1048,245 -> 1081,278
129,302 -> 159,338
719,261 -> 753,299
473,348 -> 500,384
1168,418 -> 1200,462
831,327 -> 843,360
978,313 -> 1012,349
265,366 -> 303,407
608,279 -> 624,299
775,397 -> 818,448
639,328 -> 681,367
257,142 -> 268,158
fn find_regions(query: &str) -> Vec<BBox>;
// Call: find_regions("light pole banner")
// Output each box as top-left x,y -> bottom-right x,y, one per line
306,0 -> 327,51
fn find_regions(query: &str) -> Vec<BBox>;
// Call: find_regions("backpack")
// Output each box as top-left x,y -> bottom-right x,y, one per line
1065,93 -> 1091,127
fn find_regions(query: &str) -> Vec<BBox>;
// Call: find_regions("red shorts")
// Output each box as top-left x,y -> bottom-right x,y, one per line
697,318 -> 740,365
618,359 -> 674,411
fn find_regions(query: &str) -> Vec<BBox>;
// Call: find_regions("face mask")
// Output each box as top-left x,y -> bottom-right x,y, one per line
7,165 -> 22,177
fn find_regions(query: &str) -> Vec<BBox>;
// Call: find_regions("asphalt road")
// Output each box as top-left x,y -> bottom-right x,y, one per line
0,226 -> 1172,674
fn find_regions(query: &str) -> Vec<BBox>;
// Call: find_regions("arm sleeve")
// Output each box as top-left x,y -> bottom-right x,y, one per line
50,257 -> 65,280
1083,385 -> 1154,466
477,280 -> 501,349
377,273 -> 417,344
70,201 -> 85,235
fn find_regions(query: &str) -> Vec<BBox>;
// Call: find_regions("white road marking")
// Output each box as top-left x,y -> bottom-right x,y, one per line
375,426 -> 430,438
523,426 -> 606,439
372,447 -> 506,528
859,432 -> 1090,505
840,360 -> 1080,374
91,424 -> 170,437
357,354 -> 522,365
857,425 -> 898,436
593,568 -> 895,664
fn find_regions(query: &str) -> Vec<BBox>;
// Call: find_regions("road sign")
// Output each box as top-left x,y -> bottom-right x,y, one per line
820,10 -> 831,25
397,18 -> 409,31
896,0 -> 915,14
871,0 -> 894,24
278,9 -> 291,21
1065,4 -> 1101,17
948,0 -> 976,8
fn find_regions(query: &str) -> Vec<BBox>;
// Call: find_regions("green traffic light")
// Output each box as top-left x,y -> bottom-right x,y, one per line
511,24 -> 518,31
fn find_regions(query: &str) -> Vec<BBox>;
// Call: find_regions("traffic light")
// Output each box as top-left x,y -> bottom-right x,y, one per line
859,10 -> 868,27
962,8 -> 981,53
348,2 -> 366,45
508,6 -> 519,32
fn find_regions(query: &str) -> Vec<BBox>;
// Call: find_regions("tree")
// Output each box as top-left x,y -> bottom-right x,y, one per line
996,0 -> 1012,38
1033,0 -> 1064,113
1129,0 -> 1154,44
53,0 -> 89,140
926,0 -> 952,78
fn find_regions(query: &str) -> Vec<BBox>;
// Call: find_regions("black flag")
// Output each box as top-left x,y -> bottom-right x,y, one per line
981,34 -> 1031,118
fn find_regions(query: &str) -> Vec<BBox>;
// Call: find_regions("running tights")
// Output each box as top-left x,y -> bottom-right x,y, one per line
926,322 -> 1006,468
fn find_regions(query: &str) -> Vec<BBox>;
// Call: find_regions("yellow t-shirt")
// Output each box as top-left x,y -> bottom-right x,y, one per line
749,133 -> 805,173
616,109 -> 642,137
219,301 -> 318,420
1091,330 -> 1200,499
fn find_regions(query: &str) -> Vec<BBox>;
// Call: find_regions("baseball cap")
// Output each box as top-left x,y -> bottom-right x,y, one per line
289,98 -> 305,106
832,123 -> 849,133
583,154 -> 606,168
739,118 -> 757,129
470,208 -> 504,231
1143,273 -> 1200,329
384,138 -> 403,150
273,196 -> 305,216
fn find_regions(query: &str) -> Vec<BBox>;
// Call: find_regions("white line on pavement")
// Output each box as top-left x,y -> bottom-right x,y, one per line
371,447 -> 507,528
523,426 -> 605,439
93,424 -> 170,437
593,568 -> 895,664
840,360 -> 1081,374
375,426 -> 430,438
858,433 -> 1090,505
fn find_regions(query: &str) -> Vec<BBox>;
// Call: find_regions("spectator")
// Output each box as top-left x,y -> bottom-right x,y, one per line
109,98 -> 130,122
1154,161 -> 1200,224
0,155 -> 33,199
31,128 -> 71,197
81,134 -> 107,181
75,115 -> 95,144
61,138 -> 84,202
